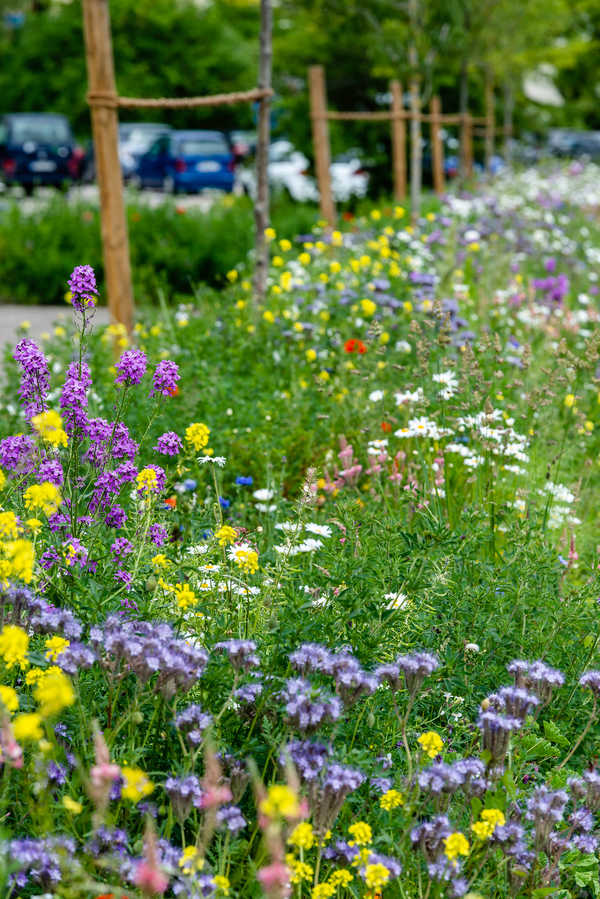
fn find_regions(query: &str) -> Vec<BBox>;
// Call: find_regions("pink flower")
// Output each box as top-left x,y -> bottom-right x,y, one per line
134,861 -> 169,895
1,718 -> 22,769
257,862 -> 291,898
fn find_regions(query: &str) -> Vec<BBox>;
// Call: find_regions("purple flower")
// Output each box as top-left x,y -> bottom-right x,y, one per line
165,774 -> 204,820
111,537 -> 134,560
115,349 -> 147,387
507,659 -> 564,704
214,639 -> 260,671
282,677 -> 342,734
282,740 -> 330,782
0,434 -> 35,475
55,641 -> 96,675
8,836 -> 73,889
580,670 -> 600,695
13,338 -> 50,420
68,264 -> 98,311
148,523 -> 168,546
289,643 -> 334,675
38,459 -> 64,486
478,710 -> 521,764
217,804 -> 246,834
487,686 -> 539,721
105,504 -> 127,529
377,651 -> 439,697
173,703 -> 213,746
154,431 -> 182,456
47,761 -> 67,787
234,681 -> 263,704
86,826 -> 128,858
329,651 -> 378,706
151,360 -> 180,397
60,361 -> 91,432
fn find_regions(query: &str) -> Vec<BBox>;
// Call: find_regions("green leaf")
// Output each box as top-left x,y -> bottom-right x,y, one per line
543,720 -> 569,748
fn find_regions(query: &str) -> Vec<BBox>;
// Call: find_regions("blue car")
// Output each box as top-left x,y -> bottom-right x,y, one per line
0,113 -> 84,194
134,130 -> 235,193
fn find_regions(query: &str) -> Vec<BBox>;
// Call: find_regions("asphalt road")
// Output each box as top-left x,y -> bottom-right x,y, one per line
0,304 -> 110,348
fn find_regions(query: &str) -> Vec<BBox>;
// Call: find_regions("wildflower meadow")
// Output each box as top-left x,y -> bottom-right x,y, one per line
3,161 -> 600,899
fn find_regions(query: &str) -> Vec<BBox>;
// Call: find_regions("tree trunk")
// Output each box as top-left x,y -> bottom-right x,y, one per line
253,0 -> 272,303
408,0 -> 421,220
459,59 -> 469,178
503,79 -> 514,166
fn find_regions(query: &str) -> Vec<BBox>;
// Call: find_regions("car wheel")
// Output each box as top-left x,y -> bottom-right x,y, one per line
163,175 -> 176,195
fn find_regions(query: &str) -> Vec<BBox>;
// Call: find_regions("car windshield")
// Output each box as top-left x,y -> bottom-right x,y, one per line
121,127 -> 168,150
9,117 -> 71,144
176,137 -> 229,156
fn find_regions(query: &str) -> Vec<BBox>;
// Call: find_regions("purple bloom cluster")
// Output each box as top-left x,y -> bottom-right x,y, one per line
487,685 -> 539,721
60,360 -> 92,432
151,360 -> 180,397
214,639 -> 260,671
310,762 -> 365,836
90,614 -> 209,698
115,349 -> 147,387
0,433 -> 35,476
55,641 -> 96,676
9,836 -> 75,890
289,643 -> 378,705
418,757 -> 487,796
508,659 -> 565,704
68,264 -> 98,311
174,703 -> 213,746
234,680 -> 263,704
579,670 -> 600,695
282,739 -> 330,782
111,537 -> 134,560
148,522 -> 168,545
154,431 -> 182,456
85,826 -> 129,858
526,785 -> 569,847
282,677 -> 342,734
24,593 -> 83,639
38,458 -> 64,486
165,774 -> 204,820
478,709 -> 522,764
13,338 -> 50,420
105,504 -> 127,529
217,804 -> 247,835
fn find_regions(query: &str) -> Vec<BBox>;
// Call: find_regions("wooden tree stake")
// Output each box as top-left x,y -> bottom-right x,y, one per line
308,65 -> 335,224
82,0 -> 134,333
485,72 -> 495,174
390,80 -> 406,202
253,0 -> 272,302
409,76 -> 421,221
460,112 -> 473,178
430,95 -> 445,195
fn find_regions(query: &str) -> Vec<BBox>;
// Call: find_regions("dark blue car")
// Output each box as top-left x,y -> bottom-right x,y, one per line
0,113 -> 83,194
134,130 -> 235,193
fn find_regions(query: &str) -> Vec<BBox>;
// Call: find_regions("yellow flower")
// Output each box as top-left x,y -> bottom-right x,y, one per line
403,300 -> 413,313
380,331 -> 390,345
26,518 -> 42,532
348,821 -> 372,846
370,209 -> 381,221
24,482 -> 62,517
215,525 -> 237,546
44,636 -> 70,662
259,784 -> 299,819
364,863 -> 390,890
136,468 -> 158,493
213,875 -> 230,895
31,410 -> 68,447
63,795 -> 83,814
4,539 -> 35,583
264,227 -> 276,241
444,832 -> 470,861
0,511 -> 20,540
13,712 -> 43,741
288,822 -> 315,850
351,847 -> 371,867
328,870 -> 353,888
151,554 -> 170,570
360,298 -> 377,317
121,765 -> 154,802
0,625 -> 29,669
318,370 -> 330,382
564,393 -> 576,408
379,788 -> 404,810
229,545 -> 259,574
34,669 -> 75,717
0,685 -> 18,713
26,666 -> 61,686
280,271 -> 293,291
54,326 -> 66,338
305,348 -> 317,362
472,809 -> 505,840
418,731 -> 443,758
279,238 -> 292,252
226,269 -> 238,282
286,854 -> 313,884
179,846 -> 204,874
312,884 -> 335,899
175,583 -> 197,610
0,469 -> 5,490
185,422 -> 211,451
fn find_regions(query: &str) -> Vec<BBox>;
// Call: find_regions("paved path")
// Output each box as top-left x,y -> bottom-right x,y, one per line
0,304 -> 110,347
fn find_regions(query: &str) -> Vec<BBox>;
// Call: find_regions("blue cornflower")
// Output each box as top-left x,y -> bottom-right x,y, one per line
183,478 -> 197,491
219,497 -> 231,509
236,475 -> 253,486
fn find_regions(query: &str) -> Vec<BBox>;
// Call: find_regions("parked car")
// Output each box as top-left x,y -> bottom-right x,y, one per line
118,122 -> 171,179
229,130 -> 256,163
0,113 -> 84,194
133,130 -> 235,194
237,139 -> 369,203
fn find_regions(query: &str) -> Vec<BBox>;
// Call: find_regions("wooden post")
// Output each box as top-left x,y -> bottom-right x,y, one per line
460,112 -> 473,178
390,80 -> 406,202
484,72 -> 495,174
503,79 -> 514,166
308,65 -> 335,224
430,95 -> 445,195
253,0 -> 272,303
409,76 -> 421,220
81,0 -> 134,332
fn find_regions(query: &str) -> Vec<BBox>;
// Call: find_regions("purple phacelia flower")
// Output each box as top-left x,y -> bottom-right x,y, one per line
154,431 -> 182,456
115,349 -> 147,387
151,360 -> 180,397
68,264 -> 98,311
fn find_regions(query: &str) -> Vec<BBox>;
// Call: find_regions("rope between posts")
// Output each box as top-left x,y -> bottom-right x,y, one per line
86,87 -> 273,110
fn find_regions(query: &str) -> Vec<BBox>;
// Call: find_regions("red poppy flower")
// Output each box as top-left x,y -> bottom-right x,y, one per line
167,384 -> 179,397
165,497 -> 177,509
357,341 -> 367,354
344,339 -> 358,353
381,421 -> 392,433
342,211 -> 355,221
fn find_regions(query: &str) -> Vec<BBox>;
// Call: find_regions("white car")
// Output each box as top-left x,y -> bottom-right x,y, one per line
238,140 -> 368,203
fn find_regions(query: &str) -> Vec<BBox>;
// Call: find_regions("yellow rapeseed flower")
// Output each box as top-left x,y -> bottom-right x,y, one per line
175,583 -> 197,610
13,712 -> 43,741
31,410 -> 68,447
286,855 -> 313,884
379,788 -> 404,810
259,784 -> 299,819
288,822 -> 315,850
444,832 -> 470,861
34,669 -> 75,717
364,863 -> 390,890
0,511 -> 20,540
0,625 -> 29,669
136,468 -> 158,493
360,298 -> 376,317
44,636 -> 70,662
179,846 -> 204,874
215,525 -> 237,546
185,422 -> 211,451
418,731 -> 443,758
63,796 -> 83,814
121,766 -> 155,802
348,822 -> 372,846
0,685 -> 18,713
213,875 -> 230,895
24,482 -> 62,517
